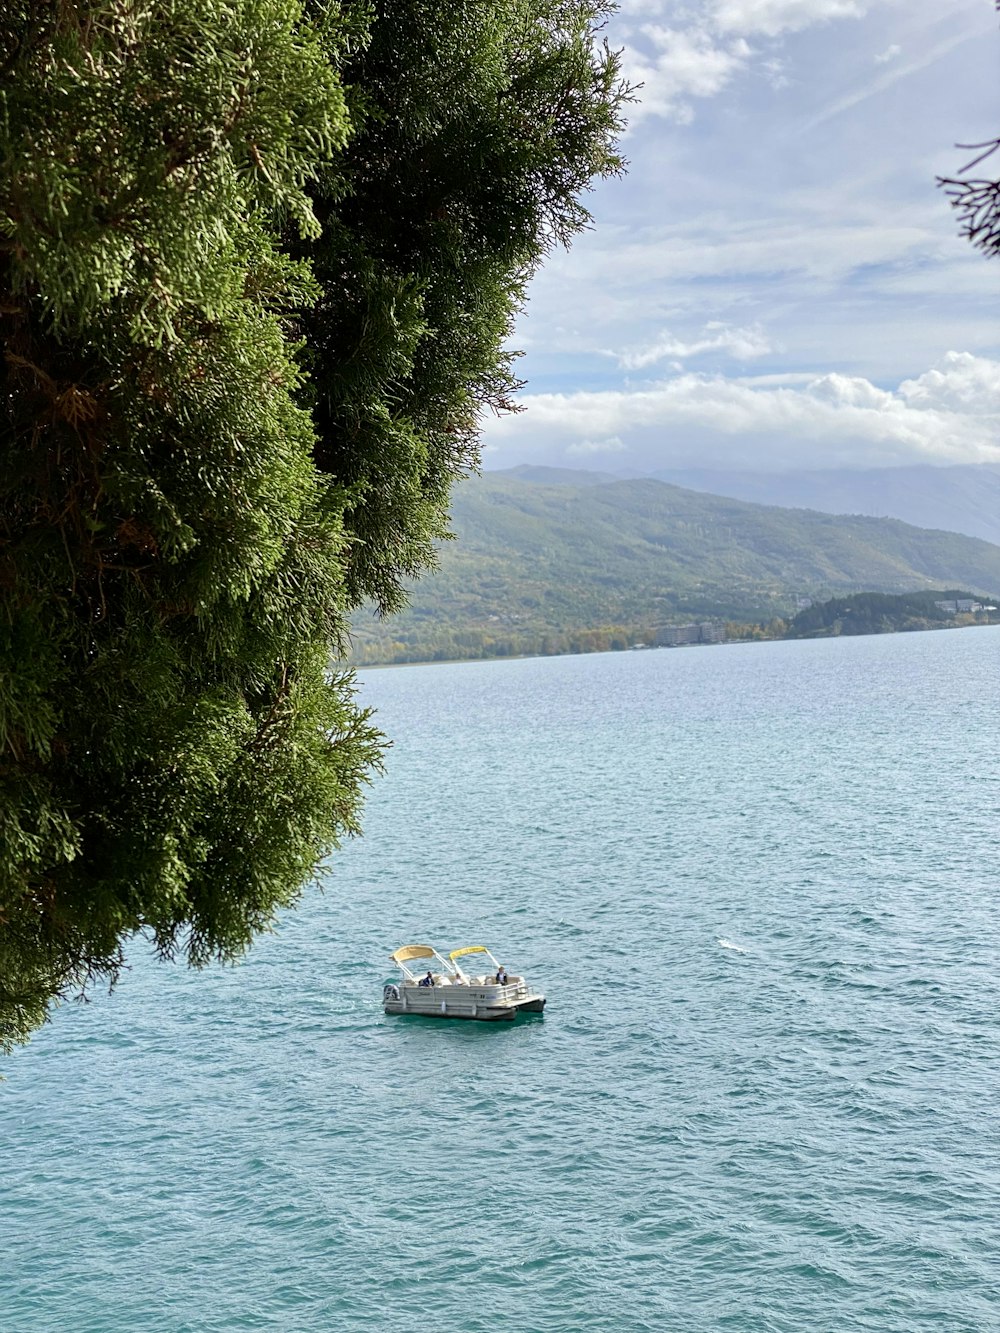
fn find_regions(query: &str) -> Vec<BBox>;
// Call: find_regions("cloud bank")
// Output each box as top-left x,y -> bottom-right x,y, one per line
483,353 -> 1000,473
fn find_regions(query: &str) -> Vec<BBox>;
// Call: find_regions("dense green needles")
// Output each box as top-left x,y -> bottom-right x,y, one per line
0,0 -> 629,1047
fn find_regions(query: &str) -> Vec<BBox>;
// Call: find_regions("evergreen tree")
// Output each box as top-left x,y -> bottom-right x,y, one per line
0,0 -> 629,1048
940,0 -> 1000,266
940,135 -> 1000,260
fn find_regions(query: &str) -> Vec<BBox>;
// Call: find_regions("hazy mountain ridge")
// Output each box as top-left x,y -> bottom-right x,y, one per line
507,462 -> 1000,546
350,471 -> 1000,663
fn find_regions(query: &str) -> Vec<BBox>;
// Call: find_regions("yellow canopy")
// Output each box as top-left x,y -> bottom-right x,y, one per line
448,946 -> 489,960
390,944 -> 437,963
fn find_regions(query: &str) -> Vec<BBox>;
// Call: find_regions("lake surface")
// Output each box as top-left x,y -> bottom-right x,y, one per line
5,629 -> 1000,1331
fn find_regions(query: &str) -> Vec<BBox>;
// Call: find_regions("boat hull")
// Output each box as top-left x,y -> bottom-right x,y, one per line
383,981 -> 545,1022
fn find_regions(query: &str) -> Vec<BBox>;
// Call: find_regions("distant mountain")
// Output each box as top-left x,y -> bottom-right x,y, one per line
492,462 -> 1000,546
644,464 -> 1000,546
350,472 -> 1000,664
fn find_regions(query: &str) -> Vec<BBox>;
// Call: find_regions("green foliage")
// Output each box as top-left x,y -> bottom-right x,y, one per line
301,0 -> 628,612
724,620 -> 784,643
350,472 -> 1000,664
784,590 -> 998,639
351,620 -> 639,665
0,1 -> 629,1048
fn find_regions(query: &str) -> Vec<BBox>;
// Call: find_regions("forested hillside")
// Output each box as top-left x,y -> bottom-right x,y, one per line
784,591 -> 994,638
350,471 -> 1000,663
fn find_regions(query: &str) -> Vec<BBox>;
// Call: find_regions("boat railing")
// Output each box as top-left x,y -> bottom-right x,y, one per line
398,976 -> 533,999
504,980 -> 530,999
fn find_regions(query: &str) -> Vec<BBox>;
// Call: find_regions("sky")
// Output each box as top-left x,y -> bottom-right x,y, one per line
481,0 -> 1000,475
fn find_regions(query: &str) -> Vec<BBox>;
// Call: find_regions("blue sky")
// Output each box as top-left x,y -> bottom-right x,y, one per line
482,0 -> 1000,473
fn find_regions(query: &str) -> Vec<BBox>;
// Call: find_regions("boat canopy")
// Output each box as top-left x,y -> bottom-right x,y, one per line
390,944 -> 437,963
448,944 -> 502,979
388,942 -> 508,985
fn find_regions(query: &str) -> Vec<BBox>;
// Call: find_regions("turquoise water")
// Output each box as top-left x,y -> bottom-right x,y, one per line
5,629 -> 1000,1331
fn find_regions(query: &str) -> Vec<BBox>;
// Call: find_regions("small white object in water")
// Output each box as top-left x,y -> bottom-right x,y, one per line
717,937 -> 747,954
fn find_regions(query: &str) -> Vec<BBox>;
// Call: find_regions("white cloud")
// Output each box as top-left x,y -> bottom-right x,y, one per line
805,373 -> 894,410
710,0 -> 867,38
899,351 -> 1000,413
483,354 -> 1000,472
874,42 -> 900,63
626,25 -> 752,122
611,323 -> 773,369
619,0 -> 878,124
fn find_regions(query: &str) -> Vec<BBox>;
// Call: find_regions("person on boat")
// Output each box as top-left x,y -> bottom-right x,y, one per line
418,971 -> 435,987
495,965 -> 509,985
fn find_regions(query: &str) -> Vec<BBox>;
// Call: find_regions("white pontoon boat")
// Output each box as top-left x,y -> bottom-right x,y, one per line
383,944 -> 546,1021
